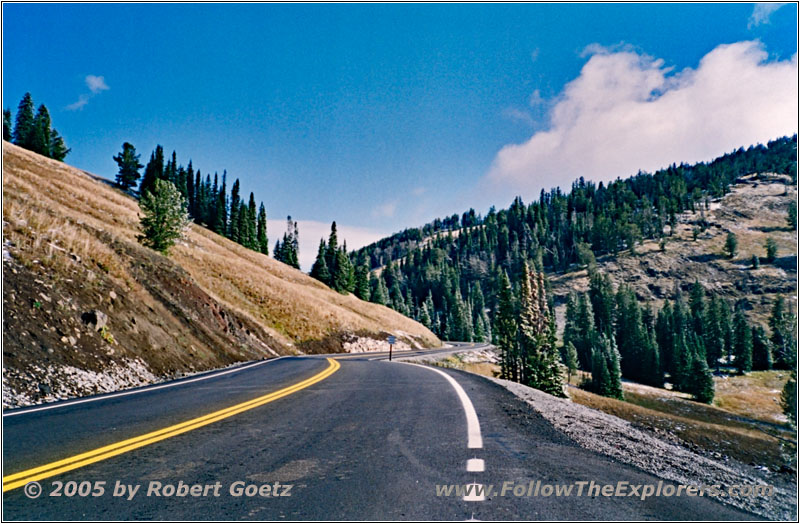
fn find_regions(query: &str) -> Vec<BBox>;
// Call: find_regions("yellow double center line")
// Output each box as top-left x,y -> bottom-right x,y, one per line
3,358 -> 340,492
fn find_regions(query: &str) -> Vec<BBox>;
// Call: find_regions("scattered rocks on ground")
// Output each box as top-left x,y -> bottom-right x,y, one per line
490,376 -> 796,521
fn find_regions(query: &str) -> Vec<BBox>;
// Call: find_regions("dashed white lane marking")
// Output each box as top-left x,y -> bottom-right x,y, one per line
3,357 -> 288,417
467,458 -> 485,472
463,483 -> 486,502
397,362 -> 483,449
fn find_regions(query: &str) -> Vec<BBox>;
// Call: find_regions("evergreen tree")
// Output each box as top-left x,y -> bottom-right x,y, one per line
332,248 -> 353,294
137,179 -> 190,255
751,325 -> 773,371
113,142 -> 143,191
236,201 -> 248,247
29,104 -> 51,156
140,145 -> 164,196
326,221 -> 339,271
732,309 -> 753,374
589,270 -> 614,336
354,262 -> 370,301
310,239 -> 331,284
213,173 -> 227,235
418,296 -> 432,329
724,231 -> 738,258
246,192 -> 258,249
788,205 -> 797,230
765,237 -> 778,263
769,295 -> 796,369
186,162 -> 195,216
687,355 -> 715,403
517,263 -> 564,397
369,273 -> 389,305
656,301 -> 674,375
495,270 -> 517,381
563,341 -> 579,385
3,108 -> 11,141
228,179 -> 241,241
257,203 -> 269,255
13,92 -> 35,148
49,129 -> 70,161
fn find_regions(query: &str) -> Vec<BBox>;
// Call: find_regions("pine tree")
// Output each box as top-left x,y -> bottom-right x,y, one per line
236,201 -> 248,247
228,179 -> 241,241
788,205 -> 797,231
687,355 -> 715,403
563,341 -> 579,385
732,309 -> 753,374
369,273 -> 388,305
354,263 -> 370,300
517,263 -> 564,397
3,108 -> 11,141
495,270 -> 517,381
589,270 -> 614,336
13,93 -> 35,148
246,192 -> 258,249
186,162 -> 195,216
724,231 -> 738,258
326,222 -> 339,277
49,129 -> 70,161
418,297 -> 432,328
257,203 -> 269,255
113,142 -> 143,191
29,104 -> 51,156
310,239 -> 331,284
765,237 -> 778,263
769,295 -> 796,369
140,146 -> 164,196
214,173 -> 227,235
751,325 -> 773,370
137,179 -> 190,254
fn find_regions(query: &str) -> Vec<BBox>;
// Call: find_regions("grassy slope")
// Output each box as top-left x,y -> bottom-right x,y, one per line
2,142 -> 438,401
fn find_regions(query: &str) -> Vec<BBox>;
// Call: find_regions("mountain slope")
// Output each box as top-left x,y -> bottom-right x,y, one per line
2,142 -> 438,406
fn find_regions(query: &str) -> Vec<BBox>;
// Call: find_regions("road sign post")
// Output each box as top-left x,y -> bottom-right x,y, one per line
387,335 -> 396,361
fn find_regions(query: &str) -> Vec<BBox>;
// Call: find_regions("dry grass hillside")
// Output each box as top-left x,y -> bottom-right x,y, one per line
2,142 -> 438,406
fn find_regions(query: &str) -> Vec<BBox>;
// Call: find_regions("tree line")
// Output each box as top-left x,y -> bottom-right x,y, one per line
350,136 -> 796,346
564,272 -> 796,403
4,93 -> 70,160
113,142 -> 292,264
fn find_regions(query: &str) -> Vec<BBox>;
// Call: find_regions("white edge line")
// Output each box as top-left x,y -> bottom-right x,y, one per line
3,357 -> 288,417
396,361 -> 483,449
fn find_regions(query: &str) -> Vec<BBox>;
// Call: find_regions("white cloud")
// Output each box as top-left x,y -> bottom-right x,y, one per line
67,74 -> 109,111
485,41 -> 798,204
748,3 -> 784,28
66,94 -> 90,111
85,75 -> 109,93
503,107 -> 536,128
268,219 -> 387,271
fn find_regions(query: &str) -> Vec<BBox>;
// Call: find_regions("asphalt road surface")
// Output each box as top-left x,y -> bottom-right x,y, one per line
3,344 -> 755,520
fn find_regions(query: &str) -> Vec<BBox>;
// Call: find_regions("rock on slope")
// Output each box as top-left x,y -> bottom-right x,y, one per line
2,142 -> 439,407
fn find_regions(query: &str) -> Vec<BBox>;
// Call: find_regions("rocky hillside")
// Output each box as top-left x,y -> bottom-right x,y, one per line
2,142 -> 439,407
549,173 -> 797,329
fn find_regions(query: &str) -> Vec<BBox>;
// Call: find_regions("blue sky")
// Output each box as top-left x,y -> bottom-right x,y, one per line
3,3 -> 797,268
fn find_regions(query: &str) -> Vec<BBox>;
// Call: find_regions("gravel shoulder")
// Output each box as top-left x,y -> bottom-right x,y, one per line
400,349 -> 797,520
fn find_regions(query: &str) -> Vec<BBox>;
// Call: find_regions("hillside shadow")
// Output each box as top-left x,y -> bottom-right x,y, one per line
688,253 -> 724,263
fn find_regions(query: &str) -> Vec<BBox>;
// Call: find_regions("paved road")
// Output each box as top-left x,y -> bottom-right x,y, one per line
3,346 -> 755,520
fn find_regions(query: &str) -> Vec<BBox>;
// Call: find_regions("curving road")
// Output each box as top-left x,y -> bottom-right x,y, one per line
3,345 -> 755,520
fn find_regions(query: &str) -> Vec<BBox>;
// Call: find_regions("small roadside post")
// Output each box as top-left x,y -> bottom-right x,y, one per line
388,335 -> 396,361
